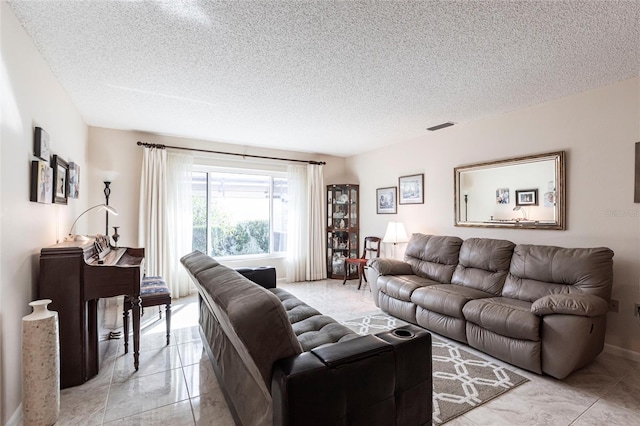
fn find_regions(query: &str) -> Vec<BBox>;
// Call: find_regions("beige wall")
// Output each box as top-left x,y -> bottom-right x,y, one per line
87,127 -> 347,276
346,76 -> 640,354
1,3 -> 89,422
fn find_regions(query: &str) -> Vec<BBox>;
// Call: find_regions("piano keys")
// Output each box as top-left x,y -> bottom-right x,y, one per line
39,238 -> 144,388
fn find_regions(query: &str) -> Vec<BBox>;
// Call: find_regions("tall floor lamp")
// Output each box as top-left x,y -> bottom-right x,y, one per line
382,221 -> 409,259
104,181 -> 112,236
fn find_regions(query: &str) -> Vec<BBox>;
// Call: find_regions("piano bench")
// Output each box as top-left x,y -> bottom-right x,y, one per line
123,276 -> 172,354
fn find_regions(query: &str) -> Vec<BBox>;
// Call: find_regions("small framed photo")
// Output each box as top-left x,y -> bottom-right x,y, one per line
496,188 -> 510,204
377,187 -> 397,214
52,155 -> 69,205
30,160 -> 53,204
34,127 -> 50,161
515,189 -> 538,206
68,162 -> 80,199
399,174 -> 424,205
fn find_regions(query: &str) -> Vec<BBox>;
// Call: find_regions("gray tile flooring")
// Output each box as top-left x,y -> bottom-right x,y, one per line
47,279 -> 640,425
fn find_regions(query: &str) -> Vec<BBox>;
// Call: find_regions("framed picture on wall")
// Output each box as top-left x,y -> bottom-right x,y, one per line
68,162 -> 80,199
30,160 -> 53,204
34,127 -> 50,161
376,187 -> 397,214
398,174 -> 424,204
52,155 -> 69,204
496,188 -> 510,204
515,189 -> 538,206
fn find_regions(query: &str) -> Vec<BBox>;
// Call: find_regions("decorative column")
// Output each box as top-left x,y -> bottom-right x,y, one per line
22,299 -> 60,426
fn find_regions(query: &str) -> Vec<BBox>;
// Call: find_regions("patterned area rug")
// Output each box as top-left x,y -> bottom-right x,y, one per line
341,314 -> 529,425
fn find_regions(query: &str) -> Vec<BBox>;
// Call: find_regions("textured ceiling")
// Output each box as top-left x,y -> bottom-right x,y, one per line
7,1 -> 640,157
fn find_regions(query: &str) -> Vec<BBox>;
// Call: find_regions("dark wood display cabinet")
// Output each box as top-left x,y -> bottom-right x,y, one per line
326,184 -> 359,279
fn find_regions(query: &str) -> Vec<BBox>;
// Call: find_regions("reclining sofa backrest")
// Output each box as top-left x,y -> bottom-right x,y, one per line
502,244 -> 615,302
451,238 -> 516,295
404,234 -> 463,283
181,251 -> 303,387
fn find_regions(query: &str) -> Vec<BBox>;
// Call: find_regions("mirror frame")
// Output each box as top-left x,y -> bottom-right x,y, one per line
454,151 -> 565,230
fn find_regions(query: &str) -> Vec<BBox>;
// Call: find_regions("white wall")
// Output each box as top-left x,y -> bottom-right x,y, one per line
346,76 -> 640,354
87,127 -> 348,278
0,3 -> 88,422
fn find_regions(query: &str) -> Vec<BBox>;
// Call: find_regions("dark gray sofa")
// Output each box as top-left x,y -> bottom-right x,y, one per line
181,250 -> 433,426
367,233 -> 614,379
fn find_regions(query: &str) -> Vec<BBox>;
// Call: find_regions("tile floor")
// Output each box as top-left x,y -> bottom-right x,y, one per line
47,279 -> 640,425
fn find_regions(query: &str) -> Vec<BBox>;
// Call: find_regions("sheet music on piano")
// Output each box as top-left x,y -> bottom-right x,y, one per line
89,246 -> 127,266
94,234 -> 111,261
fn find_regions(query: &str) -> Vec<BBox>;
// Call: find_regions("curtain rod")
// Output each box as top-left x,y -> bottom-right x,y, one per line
136,141 -> 326,165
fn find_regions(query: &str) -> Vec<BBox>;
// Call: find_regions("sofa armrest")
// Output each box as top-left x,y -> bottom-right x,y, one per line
368,258 -> 414,275
531,294 -> 609,317
272,325 -> 432,426
367,259 -> 414,308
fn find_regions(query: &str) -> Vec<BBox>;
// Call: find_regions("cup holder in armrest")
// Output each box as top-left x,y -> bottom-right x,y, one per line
392,328 -> 415,339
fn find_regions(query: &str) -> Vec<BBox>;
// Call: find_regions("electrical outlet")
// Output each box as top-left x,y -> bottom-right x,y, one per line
609,299 -> 619,313
635,303 -> 640,317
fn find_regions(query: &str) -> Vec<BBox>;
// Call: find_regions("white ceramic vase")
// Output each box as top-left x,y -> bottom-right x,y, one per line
22,299 -> 60,426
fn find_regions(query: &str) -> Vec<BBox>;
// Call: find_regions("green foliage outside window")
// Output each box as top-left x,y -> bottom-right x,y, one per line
210,220 -> 269,256
192,196 -> 269,256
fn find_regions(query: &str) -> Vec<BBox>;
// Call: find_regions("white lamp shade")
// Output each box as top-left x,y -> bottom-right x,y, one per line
383,221 -> 409,244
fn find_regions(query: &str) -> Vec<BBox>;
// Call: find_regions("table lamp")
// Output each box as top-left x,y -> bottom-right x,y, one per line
66,204 -> 118,241
383,221 -> 409,259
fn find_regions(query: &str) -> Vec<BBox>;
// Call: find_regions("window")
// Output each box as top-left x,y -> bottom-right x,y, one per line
192,169 -> 288,258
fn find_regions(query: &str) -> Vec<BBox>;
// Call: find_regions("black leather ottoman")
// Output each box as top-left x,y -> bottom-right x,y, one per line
235,266 -> 277,289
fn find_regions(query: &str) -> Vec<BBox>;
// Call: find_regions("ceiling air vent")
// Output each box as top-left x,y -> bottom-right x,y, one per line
427,122 -> 455,131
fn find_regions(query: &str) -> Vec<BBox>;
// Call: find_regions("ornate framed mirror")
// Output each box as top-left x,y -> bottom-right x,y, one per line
454,151 -> 565,230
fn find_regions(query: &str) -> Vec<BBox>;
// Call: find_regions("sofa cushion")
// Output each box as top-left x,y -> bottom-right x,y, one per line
273,288 -> 323,322
416,307 -> 467,343
379,293 -> 417,323
378,274 -> 439,302
503,245 -> 614,302
466,323 -> 542,374
270,288 -> 358,351
451,238 -> 515,295
463,297 -> 540,342
411,284 -> 493,319
404,234 -> 463,283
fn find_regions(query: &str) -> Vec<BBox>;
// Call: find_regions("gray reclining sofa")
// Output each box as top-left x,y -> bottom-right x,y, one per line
367,233 -> 614,379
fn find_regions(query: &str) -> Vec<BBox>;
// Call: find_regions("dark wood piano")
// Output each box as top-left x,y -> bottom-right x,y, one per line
39,237 -> 144,389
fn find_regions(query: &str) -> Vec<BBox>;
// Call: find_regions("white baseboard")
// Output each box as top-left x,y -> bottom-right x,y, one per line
6,403 -> 22,426
604,343 -> 640,363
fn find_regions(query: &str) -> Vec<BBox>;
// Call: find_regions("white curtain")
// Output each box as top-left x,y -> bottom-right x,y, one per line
286,163 -> 325,282
138,147 -> 167,278
286,165 -> 308,282
139,148 -> 194,298
166,152 -> 194,297
306,164 -> 325,280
